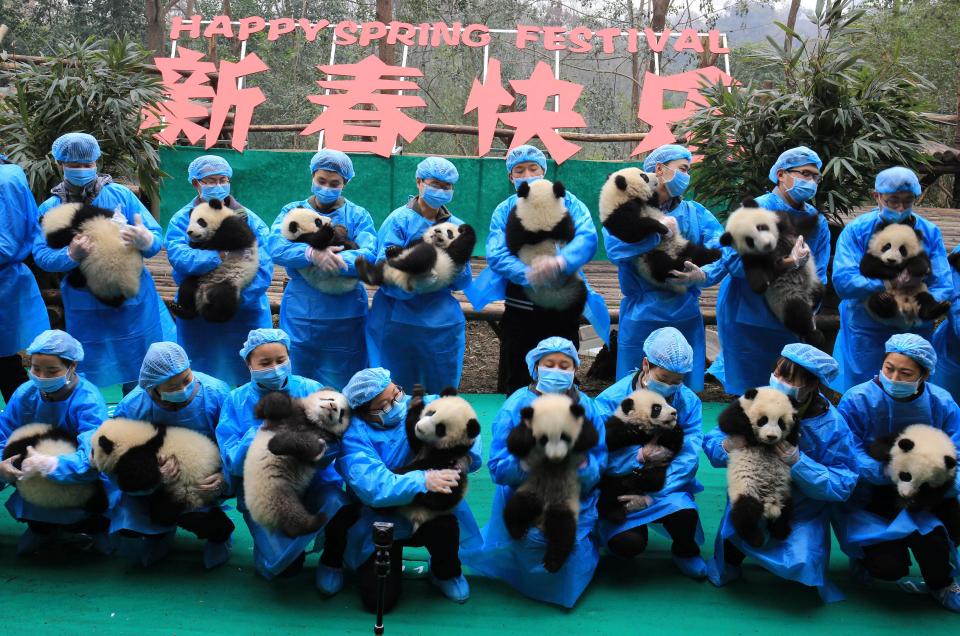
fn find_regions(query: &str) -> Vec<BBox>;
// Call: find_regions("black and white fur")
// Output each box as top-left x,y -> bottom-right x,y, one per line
170,199 -> 259,323
2,423 -> 106,511
41,202 -> 143,307
717,387 -> 799,547
505,179 -> 587,312
356,221 -> 476,293
503,393 -> 600,572
281,206 -> 360,294
243,389 -> 351,537
867,424 -> 960,543
720,200 -> 826,347
597,389 -> 683,523
598,167 -> 721,294
859,223 -> 950,327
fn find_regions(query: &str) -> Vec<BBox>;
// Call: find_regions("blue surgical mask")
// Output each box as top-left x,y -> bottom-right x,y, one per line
786,177 -> 818,203
665,169 -> 690,197
879,372 -> 920,399
880,207 -> 912,224
645,376 -> 680,398
513,176 -> 543,191
29,370 -> 69,394
160,379 -> 197,404
421,186 -> 453,210
536,368 -> 575,394
372,390 -> 406,426
312,184 -> 342,205
251,361 -> 291,390
769,374 -> 801,399
64,167 -> 97,187
201,184 -> 230,202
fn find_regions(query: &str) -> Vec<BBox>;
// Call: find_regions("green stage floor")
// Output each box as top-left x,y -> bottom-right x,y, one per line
0,395 -> 957,634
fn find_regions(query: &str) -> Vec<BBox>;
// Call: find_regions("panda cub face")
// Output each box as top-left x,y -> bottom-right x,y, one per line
867,224 -> 924,268
616,388 -> 677,431
739,387 -> 797,445
423,222 -> 461,249
520,393 -> 586,461
414,395 -> 481,449
886,424 -> 958,500
514,179 -> 568,232
90,418 -> 157,473
721,203 -> 781,256
301,389 -> 352,439
282,207 -> 329,242
187,199 -> 236,242
598,167 -> 659,220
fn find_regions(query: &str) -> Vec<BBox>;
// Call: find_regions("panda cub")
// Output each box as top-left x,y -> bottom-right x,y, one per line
356,222 -> 476,293
859,223 -> 950,327
389,385 -> 481,530
171,199 -> 259,323
505,179 -> 587,312
720,200 -> 826,347
597,389 -> 683,523
867,424 -> 960,543
280,207 -> 361,295
598,167 -> 721,294
243,389 -> 351,537
91,418 -> 225,525
2,423 -> 106,511
503,393 -> 600,572
717,387 -> 799,547
41,202 -> 143,307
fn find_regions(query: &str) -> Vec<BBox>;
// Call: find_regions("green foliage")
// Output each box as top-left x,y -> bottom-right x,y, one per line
0,36 -> 165,203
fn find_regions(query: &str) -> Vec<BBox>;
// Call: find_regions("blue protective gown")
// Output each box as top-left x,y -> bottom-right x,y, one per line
831,210 -> 953,393
33,183 -> 167,387
336,393 -> 483,571
704,396 -> 858,601
106,371 -> 231,536
166,197 -> 273,386
593,373 -> 705,546
604,198 -> 724,388
268,197 -> 376,390
933,244 -> 960,400
461,387 -> 608,608
365,199 -> 472,393
216,374 -> 349,578
0,160 -> 49,357
0,376 -> 107,524
833,379 -> 960,562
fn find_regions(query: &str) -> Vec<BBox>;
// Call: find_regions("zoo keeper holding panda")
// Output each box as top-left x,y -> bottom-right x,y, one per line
831,167 -> 953,392
165,155 -> 274,387
932,242 -> 960,400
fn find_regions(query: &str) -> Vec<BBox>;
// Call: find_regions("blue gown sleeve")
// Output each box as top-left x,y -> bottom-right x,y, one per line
165,205 -> 223,276
702,427 -> 730,468
451,258 -> 473,292
118,187 -> 162,257
603,227 -> 661,264
837,391 -> 888,485
267,203 -> 312,270
47,390 -> 108,484
0,388 -> 25,453
790,411 -> 858,502
337,205 -> 377,277
338,424 -> 427,507
923,223 -> 953,304
557,195 -> 598,275
487,397 -> 530,488
0,168 -> 38,267
374,213 -> 419,301
657,396 -> 703,496
697,203 -> 725,249
216,396 -> 258,479
32,198 -> 78,273
832,222 -> 886,300
811,215 -> 831,286
485,199 -> 529,286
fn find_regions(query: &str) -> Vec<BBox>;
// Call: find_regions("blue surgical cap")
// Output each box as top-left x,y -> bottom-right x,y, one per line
188,155 -> 233,183
768,146 -> 822,183
416,157 -> 459,184
875,167 -> 921,197
643,144 -> 693,173
139,342 -> 191,389
343,367 -> 392,408
506,145 -> 547,174
643,327 -> 693,374
310,149 -> 355,182
885,333 -> 937,372
525,337 -> 580,378
780,343 -> 839,384
26,330 -> 84,363
239,328 -> 291,360
51,132 -> 101,164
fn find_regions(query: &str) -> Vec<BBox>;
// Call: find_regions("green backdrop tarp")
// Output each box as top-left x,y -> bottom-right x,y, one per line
158,146 -> 649,259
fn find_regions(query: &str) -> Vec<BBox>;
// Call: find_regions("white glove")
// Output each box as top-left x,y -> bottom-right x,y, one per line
306,245 -> 347,273
19,446 -> 58,477
668,260 -> 707,285
775,441 -> 800,466
119,214 -> 155,251
638,443 -> 674,465
661,216 -> 679,237
526,255 -> 566,286
787,235 -> 810,270
68,235 -> 93,261
618,494 -> 653,512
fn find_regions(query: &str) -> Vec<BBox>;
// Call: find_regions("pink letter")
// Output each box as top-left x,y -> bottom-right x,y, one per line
334,21 -> 359,45
298,19 -> 330,42
463,24 -> 491,47
237,16 -> 266,41
644,28 -> 672,53
203,15 -> 234,39
542,26 -> 567,51
595,27 -> 619,54
359,21 -> 388,47
673,28 -> 704,53
169,15 -> 202,39
387,21 -> 417,46
515,25 -> 541,49
568,27 -> 593,54
708,29 -> 730,54
267,18 -> 296,41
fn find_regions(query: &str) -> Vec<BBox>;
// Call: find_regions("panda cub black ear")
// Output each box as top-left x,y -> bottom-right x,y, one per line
517,182 -> 531,198
440,387 -> 459,397
98,436 -> 115,454
467,418 -> 481,439
569,403 -> 585,418
639,172 -> 650,183
898,437 -> 915,452
615,175 -> 628,191
288,221 -> 300,233
945,456 -> 957,470
552,181 -> 566,199
520,406 -> 535,423
741,197 -> 760,208
208,198 -> 224,210
914,229 -> 924,242
743,388 -> 759,400
619,397 -> 635,415
719,232 -> 733,246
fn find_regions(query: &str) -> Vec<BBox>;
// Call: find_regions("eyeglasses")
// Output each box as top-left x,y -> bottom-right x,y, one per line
200,176 -> 230,186
879,195 -> 916,210
786,169 -> 822,183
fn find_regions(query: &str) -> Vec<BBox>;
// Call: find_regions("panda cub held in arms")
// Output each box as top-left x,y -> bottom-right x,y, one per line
597,389 -> 683,523
859,223 -> 950,327
717,387 -> 799,547
867,424 -> 960,543
171,199 -> 259,323
503,393 -> 600,572
720,200 -> 826,347
598,167 -> 721,294
356,221 -> 476,293
280,206 -> 361,294
2,423 -> 106,511
505,179 -> 588,312
243,389 -> 351,537
41,202 -> 143,307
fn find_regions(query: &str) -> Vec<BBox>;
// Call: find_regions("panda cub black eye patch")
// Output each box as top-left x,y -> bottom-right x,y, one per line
560,433 -> 571,443
539,435 -> 548,446
899,246 -> 907,256
652,405 -> 661,417
745,237 -> 755,248
757,224 -> 768,232
758,416 -> 768,425
882,243 -> 891,251
197,218 -> 208,227
899,472 -> 912,482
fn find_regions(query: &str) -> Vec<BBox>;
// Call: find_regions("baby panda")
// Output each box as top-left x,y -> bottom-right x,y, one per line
503,393 -> 600,572
867,424 -> 960,543
243,388 -> 351,537
171,199 -> 259,323
859,223 -> 950,327
41,202 -> 143,307
90,418 -> 225,525
280,207 -> 361,295
505,179 -> 588,313
389,385 -> 481,531
717,387 -> 799,548
597,389 -> 683,523
598,167 -> 721,294
2,423 -> 106,512
720,200 -> 826,347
